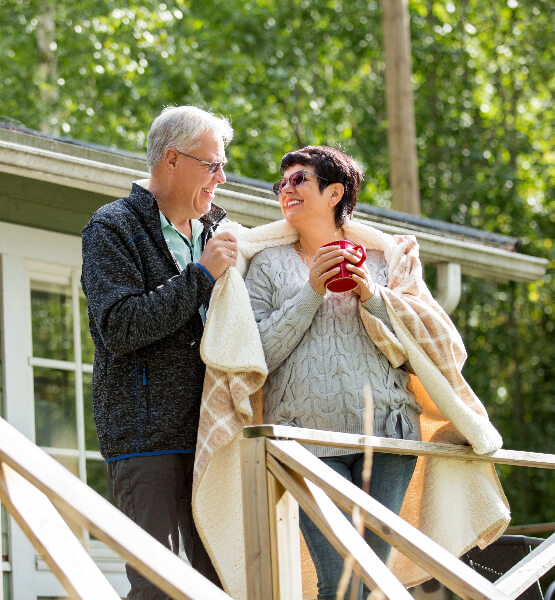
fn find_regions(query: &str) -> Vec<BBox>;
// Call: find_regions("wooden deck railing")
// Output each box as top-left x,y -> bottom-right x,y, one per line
0,417 -> 232,600
241,424 -> 555,600
1,414 -> 553,600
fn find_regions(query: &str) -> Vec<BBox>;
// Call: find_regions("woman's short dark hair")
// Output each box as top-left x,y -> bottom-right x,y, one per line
280,146 -> 363,228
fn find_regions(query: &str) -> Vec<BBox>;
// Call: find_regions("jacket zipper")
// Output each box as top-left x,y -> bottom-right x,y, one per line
134,353 -> 141,451
165,244 -> 183,274
142,366 -> 151,425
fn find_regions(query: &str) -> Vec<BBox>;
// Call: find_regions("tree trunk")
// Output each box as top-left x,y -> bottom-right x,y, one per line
36,0 -> 58,134
382,0 -> 421,215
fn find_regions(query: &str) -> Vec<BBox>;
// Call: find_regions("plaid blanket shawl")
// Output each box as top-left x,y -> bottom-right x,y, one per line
192,219 -> 510,598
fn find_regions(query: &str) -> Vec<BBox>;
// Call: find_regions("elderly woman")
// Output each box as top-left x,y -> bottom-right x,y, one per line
244,146 -> 422,599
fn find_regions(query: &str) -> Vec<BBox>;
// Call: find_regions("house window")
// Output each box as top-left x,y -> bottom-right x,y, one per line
0,230 -> 128,598
29,268 -> 114,541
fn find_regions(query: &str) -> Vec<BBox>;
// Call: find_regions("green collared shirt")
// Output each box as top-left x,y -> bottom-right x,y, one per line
160,211 -> 206,322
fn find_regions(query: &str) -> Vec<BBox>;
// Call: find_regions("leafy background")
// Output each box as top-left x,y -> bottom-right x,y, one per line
1,0 -> 553,532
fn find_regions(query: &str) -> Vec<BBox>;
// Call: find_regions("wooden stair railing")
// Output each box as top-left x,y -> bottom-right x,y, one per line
0,417 -> 232,600
1,414 -> 552,600
241,425 -> 555,600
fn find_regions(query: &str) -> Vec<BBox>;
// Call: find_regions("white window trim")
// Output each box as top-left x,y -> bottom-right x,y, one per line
0,222 -> 128,598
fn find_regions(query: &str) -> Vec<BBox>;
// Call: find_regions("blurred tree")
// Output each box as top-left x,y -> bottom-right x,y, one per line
408,0 -> 553,525
0,0 -> 552,525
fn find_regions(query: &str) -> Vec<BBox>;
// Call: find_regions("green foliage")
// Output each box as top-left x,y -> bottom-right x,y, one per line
1,0 -> 553,526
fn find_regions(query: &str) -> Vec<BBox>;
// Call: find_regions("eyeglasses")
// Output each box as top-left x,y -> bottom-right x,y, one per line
174,149 -> 227,174
272,169 -> 329,195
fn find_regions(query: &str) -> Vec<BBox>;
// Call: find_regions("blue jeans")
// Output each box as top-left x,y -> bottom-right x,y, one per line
299,452 -> 417,600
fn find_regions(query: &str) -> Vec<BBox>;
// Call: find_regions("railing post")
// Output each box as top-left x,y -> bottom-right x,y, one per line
267,471 -> 302,599
241,436 -> 303,600
241,437 -> 274,599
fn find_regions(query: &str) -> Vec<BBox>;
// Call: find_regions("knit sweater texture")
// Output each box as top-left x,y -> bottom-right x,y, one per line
245,244 -> 422,457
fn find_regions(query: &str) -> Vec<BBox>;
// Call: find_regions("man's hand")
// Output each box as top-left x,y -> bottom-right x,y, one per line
198,232 -> 238,280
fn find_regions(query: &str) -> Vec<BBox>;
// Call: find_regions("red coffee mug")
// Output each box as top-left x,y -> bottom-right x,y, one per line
320,240 -> 367,292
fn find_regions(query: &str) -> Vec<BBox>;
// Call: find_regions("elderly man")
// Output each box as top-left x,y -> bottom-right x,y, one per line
81,106 -> 237,598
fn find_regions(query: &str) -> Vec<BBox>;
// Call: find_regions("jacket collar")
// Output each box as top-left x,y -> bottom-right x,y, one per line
200,203 -> 227,230
127,181 -> 227,234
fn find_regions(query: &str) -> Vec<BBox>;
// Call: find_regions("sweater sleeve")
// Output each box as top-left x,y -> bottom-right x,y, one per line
245,250 -> 324,374
81,220 -> 214,356
361,286 -> 394,331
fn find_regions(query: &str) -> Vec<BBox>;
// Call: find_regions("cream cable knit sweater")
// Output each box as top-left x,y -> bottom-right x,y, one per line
245,244 -> 422,457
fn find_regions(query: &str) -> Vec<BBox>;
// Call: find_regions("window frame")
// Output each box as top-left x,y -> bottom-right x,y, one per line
0,222 -> 128,599
27,261 -> 102,487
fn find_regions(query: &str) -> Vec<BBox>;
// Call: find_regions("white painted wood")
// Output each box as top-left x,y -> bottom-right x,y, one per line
267,439 -> 510,600
245,425 -> 555,469
71,268 -> 90,547
28,356 -> 93,373
0,223 -> 82,267
29,356 -> 77,371
72,271 -> 87,481
0,140 -> 143,198
41,447 -> 103,461
0,253 -> 39,600
0,417 -> 232,600
0,255 -> 35,440
26,260 -> 72,285
435,262 -> 462,315
0,462 -> 120,599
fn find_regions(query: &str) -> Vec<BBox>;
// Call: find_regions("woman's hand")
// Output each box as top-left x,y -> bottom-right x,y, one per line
344,248 -> 376,302
308,245 -> 344,295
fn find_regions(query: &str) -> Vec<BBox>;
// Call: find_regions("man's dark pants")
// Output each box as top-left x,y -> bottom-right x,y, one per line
107,453 -> 221,599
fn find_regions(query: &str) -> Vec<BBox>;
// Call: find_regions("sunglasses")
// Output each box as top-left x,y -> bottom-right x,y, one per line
272,169 -> 329,195
174,149 -> 227,174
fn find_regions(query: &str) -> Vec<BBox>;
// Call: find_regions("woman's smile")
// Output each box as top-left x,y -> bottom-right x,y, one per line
285,198 -> 303,209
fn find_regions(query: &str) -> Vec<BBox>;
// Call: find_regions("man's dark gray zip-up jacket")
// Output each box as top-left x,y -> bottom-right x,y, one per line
81,182 -> 226,459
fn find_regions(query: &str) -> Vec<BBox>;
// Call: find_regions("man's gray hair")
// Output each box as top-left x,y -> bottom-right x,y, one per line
146,105 -> 233,171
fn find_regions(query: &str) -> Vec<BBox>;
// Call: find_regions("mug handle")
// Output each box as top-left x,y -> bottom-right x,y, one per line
354,244 -> 367,266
